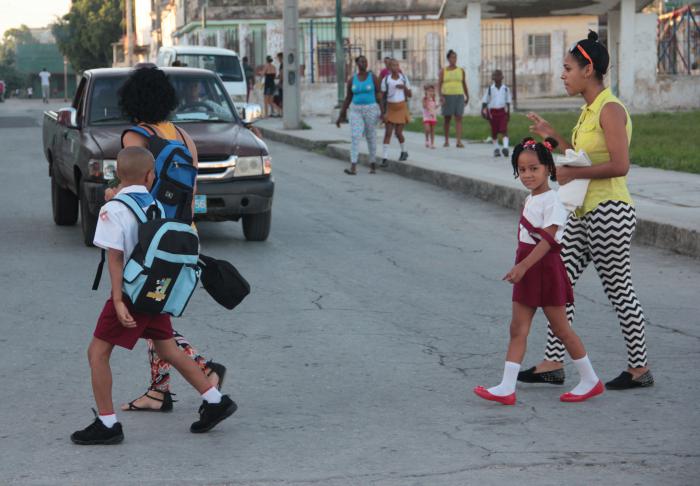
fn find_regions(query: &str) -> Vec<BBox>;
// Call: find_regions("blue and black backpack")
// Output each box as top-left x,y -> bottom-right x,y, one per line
121,124 -> 197,223
92,192 -> 201,317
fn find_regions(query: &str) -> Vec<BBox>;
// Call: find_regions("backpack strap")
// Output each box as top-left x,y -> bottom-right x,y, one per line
120,125 -> 154,147
112,194 -> 149,223
92,249 -> 106,291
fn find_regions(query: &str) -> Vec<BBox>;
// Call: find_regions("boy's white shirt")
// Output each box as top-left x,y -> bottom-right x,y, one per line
93,185 -> 151,264
481,83 -> 512,109
554,149 -> 592,212
519,190 -> 568,244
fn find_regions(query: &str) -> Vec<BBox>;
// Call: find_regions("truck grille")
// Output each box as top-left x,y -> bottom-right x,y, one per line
196,154 -> 236,181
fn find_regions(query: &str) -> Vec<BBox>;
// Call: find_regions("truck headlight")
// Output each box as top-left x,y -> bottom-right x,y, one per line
88,159 -> 118,180
234,156 -> 263,177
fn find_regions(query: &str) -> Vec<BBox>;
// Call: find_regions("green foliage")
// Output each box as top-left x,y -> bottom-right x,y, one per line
406,110 -> 700,174
52,0 -> 123,72
0,24 -> 35,90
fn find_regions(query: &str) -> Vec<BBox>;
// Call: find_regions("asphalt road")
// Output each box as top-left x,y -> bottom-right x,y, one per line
1,100 -> 699,485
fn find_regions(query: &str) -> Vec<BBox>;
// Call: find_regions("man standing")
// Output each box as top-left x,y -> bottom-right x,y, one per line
39,67 -> 51,104
242,57 -> 254,103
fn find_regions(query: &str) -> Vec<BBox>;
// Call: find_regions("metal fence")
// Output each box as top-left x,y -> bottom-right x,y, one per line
480,22 -> 515,97
658,5 -> 700,75
297,17 -> 445,85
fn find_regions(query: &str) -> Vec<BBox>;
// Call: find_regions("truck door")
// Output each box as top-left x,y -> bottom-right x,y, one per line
59,77 -> 87,191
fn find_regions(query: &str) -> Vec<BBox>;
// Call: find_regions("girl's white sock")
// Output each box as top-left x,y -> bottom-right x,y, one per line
569,355 -> 599,395
202,386 -> 222,404
99,413 -> 117,428
382,144 -> 389,159
503,136 -> 509,149
400,143 -> 405,152
487,361 -> 520,396
492,138 -> 500,149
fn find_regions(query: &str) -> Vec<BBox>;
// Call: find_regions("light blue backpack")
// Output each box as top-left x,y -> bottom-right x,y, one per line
92,192 -> 201,317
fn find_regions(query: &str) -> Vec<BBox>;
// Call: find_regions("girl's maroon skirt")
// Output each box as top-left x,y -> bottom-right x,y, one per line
512,242 -> 574,308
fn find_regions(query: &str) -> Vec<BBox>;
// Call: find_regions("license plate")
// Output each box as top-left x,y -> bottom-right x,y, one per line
194,195 -> 207,214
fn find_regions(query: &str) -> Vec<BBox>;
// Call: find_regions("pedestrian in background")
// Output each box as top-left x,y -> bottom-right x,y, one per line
438,50 -> 469,148
0,80 -> 5,102
379,56 -> 392,80
381,59 -> 412,164
336,55 -> 382,175
262,56 -> 277,118
481,69 -> 512,157
243,56 -> 254,103
273,52 -> 284,116
521,31 -> 653,391
422,84 -> 438,148
27,86 -> 33,99
39,67 -> 51,104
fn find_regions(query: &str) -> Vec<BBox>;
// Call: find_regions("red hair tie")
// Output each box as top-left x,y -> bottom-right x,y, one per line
543,140 -> 553,151
523,140 -> 537,149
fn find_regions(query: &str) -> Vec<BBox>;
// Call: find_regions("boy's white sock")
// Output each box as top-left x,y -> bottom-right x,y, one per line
569,355 -> 600,395
400,143 -> 405,152
492,138 -> 500,149
487,361 -> 520,396
99,413 -> 117,428
202,386 -> 222,404
382,144 -> 389,159
503,136 -> 509,149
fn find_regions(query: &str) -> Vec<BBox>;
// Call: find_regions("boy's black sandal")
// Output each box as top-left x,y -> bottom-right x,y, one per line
190,395 -> 238,433
70,409 -> 124,445
605,370 -> 654,390
205,361 -> 227,390
517,366 -> 565,385
125,388 -> 176,412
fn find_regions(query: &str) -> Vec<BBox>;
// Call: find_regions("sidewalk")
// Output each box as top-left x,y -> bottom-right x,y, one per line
258,116 -> 700,258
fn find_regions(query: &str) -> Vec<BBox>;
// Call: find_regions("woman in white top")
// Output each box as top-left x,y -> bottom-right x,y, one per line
380,59 -> 412,164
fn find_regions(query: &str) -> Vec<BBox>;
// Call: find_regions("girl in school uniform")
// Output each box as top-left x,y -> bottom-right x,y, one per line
474,137 -> 604,405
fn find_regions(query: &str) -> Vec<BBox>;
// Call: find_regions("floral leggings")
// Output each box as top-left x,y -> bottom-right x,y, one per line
349,102 -> 380,164
147,330 -> 209,392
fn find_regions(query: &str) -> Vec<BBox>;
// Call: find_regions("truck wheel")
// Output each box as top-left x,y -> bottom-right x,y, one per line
79,182 -> 97,247
242,210 -> 271,241
51,174 -> 78,226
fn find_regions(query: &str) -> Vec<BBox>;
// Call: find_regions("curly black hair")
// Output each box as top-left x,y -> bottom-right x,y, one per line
118,67 -> 178,124
511,136 -> 559,182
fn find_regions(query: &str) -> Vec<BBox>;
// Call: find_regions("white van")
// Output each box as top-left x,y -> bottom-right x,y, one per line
157,46 -> 261,122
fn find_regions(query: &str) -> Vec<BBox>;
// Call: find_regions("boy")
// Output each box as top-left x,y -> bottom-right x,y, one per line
481,69 -> 512,158
71,147 -> 236,445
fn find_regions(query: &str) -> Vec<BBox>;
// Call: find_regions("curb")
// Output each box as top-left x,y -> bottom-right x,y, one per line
259,126 -> 699,259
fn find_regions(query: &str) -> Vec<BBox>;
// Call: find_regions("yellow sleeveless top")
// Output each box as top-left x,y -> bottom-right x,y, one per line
572,88 -> 633,216
442,67 -> 464,95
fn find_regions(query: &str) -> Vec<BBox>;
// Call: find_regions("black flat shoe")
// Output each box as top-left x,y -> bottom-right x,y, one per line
71,409 -> 124,445
124,388 -> 175,412
380,158 -> 388,168
206,361 -> 227,390
517,366 -> 565,385
190,395 -> 237,433
605,371 -> 654,390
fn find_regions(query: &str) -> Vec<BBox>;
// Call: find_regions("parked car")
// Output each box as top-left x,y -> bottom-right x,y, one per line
157,46 -> 262,123
43,67 -> 274,246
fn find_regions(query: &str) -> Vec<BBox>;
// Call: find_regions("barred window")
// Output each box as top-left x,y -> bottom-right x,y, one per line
376,39 -> 408,61
224,27 -> 239,51
527,34 -> 550,57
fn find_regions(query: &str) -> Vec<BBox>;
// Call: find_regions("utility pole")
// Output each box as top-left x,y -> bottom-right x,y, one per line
126,0 -> 134,66
335,0 -> 344,106
63,56 -> 68,102
283,0 -> 301,129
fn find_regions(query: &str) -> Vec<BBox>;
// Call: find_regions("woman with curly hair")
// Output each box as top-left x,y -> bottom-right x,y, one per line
108,66 -> 227,412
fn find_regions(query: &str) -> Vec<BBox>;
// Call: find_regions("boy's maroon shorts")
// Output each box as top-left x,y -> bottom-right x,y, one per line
489,108 -> 508,138
94,298 -> 173,349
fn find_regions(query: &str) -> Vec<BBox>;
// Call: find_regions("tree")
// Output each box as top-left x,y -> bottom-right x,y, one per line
52,0 -> 123,72
0,25 -> 35,91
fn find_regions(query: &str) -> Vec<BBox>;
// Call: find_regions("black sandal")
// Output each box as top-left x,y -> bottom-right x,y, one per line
205,361 -> 227,390
344,168 -> 357,175
125,388 -> 176,412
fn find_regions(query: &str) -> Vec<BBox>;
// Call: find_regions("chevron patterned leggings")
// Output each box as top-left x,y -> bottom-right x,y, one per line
543,201 -> 649,368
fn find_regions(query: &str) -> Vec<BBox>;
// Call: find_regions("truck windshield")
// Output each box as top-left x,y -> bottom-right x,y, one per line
89,74 -> 238,125
175,54 -> 243,82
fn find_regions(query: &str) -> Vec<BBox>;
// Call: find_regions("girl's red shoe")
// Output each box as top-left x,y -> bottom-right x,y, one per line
559,380 -> 604,403
473,386 -> 516,405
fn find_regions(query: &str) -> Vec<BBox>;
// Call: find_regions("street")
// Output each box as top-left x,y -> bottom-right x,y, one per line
1,100 -> 699,485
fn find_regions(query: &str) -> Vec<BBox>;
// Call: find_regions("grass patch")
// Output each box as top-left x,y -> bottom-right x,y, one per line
405,110 -> 700,174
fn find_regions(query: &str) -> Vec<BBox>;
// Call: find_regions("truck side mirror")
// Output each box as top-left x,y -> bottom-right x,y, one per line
57,107 -> 78,128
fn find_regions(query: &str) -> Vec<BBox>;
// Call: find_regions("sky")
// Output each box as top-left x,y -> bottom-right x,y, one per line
0,0 -> 72,38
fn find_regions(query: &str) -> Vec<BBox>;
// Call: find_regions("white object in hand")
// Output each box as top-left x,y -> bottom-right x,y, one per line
554,149 -> 592,212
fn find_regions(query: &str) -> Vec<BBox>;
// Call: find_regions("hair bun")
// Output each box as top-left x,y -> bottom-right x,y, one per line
544,137 -> 559,149
520,136 -> 536,145
587,30 -> 599,42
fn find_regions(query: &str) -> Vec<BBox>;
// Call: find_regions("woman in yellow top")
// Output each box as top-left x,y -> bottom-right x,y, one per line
438,49 -> 469,148
521,31 -> 653,391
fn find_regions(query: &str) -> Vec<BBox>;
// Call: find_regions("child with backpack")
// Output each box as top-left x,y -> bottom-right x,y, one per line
473,138 -> 604,406
71,147 -> 236,445
481,69 -> 512,158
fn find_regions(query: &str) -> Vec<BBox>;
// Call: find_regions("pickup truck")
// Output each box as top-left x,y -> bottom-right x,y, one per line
43,67 -> 274,246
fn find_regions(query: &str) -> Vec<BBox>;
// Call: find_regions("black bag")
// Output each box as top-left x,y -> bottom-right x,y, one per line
198,254 -> 250,310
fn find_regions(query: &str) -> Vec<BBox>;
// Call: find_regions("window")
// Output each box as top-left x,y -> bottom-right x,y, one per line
376,39 -> 408,61
176,54 -> 244,82
203,32 -> 217,47
527,34 -> 551,57
224,27 -> 239,51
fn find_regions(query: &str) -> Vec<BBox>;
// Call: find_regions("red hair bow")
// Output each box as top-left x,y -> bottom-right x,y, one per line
523,139 -> 537,149
542,140 -> 553,151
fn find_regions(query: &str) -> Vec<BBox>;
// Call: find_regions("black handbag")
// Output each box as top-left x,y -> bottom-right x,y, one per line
198,253 -> 250,310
